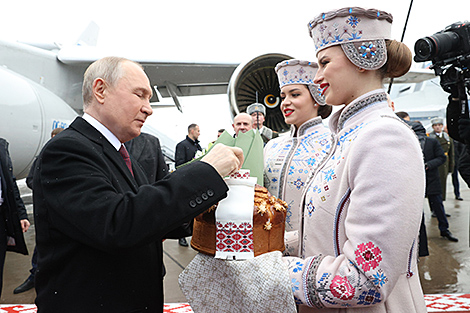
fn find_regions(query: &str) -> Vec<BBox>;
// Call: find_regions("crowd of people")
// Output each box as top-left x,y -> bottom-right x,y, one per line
2,5 -> 470,313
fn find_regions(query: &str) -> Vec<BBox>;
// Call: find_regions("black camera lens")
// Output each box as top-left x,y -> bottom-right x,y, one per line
414,31 -> 460,62
414,38 -> 434,62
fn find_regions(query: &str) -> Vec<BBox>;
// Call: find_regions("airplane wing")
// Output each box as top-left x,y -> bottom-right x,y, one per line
57,46 -> 238,101
385,68 -> 436,84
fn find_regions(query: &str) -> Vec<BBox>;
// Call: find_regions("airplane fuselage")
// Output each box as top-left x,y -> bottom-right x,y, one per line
0,40 -> 79,178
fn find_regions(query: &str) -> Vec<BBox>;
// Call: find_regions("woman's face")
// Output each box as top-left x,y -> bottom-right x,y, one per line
314,45 -> 363,106
280,84 -> 318,128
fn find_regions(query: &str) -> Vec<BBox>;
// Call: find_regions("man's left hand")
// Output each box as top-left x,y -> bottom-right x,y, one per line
20,219 -> 30,232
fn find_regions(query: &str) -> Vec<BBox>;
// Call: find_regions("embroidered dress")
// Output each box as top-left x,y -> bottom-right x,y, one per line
264,117 -> 332,255
284,90 -> 427,312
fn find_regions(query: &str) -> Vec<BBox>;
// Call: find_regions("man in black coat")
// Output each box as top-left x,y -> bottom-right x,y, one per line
175,124 -> 202,168
33,57 -> 243,313
411,121 -> 458,242
174,124 -> 202,246
0,138 -> 30,296
446,92 -> 470,188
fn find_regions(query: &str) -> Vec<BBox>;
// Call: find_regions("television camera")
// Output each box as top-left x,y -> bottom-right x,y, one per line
414,21 -> 470,118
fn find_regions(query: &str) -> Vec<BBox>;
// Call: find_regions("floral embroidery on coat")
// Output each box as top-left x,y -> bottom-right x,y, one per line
284,91 -> 426,311
355,241 -> 382,272
330,275 -> 355,301
264,117 -> 332,232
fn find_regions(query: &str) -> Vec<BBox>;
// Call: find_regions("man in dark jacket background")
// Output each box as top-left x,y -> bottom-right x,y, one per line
0,138 -> 30,296
411,121 -> 458,243
175,124 -> 202,168
174,124 -> 202,246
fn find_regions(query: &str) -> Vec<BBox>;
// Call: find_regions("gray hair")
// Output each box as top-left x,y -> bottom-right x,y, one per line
82,56 -> 143,108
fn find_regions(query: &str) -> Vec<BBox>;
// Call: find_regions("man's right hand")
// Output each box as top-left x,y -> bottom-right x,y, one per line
201,144 -> 244,177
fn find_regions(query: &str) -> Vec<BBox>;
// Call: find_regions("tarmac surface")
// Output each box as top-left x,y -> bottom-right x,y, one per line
1,176 -> 470,304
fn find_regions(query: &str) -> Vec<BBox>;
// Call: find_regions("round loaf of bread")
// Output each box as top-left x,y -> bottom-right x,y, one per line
191,185 -> 287,257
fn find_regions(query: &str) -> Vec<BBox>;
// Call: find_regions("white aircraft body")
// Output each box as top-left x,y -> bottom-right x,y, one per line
0,23 -> 437,179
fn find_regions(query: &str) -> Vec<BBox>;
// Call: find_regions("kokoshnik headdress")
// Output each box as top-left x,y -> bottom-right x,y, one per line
274,59 -> 326,105
308,7 -> 393,70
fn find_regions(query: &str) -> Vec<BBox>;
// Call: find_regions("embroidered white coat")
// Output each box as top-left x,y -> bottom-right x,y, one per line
284,90 -> 427,312
264,117 -> 332,255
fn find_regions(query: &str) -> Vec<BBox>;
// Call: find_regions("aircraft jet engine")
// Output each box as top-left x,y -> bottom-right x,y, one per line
228,53 -> 293,133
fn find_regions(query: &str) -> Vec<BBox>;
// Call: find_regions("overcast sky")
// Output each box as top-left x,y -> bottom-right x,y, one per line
1,0 -> 469,146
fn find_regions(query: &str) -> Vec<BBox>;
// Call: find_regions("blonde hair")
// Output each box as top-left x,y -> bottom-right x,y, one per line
82,57 -> 143,108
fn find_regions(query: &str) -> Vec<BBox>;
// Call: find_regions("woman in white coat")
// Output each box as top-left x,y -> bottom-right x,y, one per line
264,59 -> 332,256
284,7 -> 427,312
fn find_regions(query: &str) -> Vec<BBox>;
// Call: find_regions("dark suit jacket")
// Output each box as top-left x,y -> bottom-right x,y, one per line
34,117 -> 228,313
0,138 -> 28,255
125,132 -> 168,184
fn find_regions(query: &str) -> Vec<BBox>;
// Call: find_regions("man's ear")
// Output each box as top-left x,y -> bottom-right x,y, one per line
92,78 -> 107,104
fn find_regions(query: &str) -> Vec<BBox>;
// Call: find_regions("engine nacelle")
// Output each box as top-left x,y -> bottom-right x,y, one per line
0,67 -> 77,178
228,53 -> 293,133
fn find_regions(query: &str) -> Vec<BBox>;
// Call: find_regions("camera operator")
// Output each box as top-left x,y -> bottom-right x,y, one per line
446,87 -> 470,143
446,89 -> 470,187
415,21 -> 470,186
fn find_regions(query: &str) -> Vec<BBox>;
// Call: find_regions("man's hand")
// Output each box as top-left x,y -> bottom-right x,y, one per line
201,144 -> 244,177
20,219 -> 30,233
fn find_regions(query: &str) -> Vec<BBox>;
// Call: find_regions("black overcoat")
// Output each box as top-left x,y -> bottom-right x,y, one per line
0,138 -> 28,255
175,136 -> 202,167
423,136 -> 446,196
34,117 -> 228,313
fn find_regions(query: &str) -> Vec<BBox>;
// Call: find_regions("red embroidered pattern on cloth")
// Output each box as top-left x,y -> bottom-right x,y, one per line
229,171 -> 251,179
216,222 -> 254,253
355,241 -> 382,272
425,294 -> 470,312
330,275 -> 355,301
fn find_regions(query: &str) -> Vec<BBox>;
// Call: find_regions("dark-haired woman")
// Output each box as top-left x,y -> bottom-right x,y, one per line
264,59 -> 332,256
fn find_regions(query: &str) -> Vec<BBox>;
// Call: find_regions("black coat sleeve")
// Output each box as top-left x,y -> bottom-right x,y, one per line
174,142 -> 187,167
35,135 -> 228,253
25,157 -> 37,190
154,138 -> 168,181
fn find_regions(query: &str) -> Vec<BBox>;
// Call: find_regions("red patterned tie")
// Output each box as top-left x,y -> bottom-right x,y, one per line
119,145 -> 133,176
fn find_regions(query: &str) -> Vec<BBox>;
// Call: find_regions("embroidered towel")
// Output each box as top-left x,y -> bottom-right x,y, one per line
215,170 -> 257,260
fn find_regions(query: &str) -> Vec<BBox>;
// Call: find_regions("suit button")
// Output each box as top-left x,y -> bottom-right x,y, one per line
207,189 -> 214,197
201,193 -> 208,200
196,197 -> 202,204
189,200 -> 197,208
